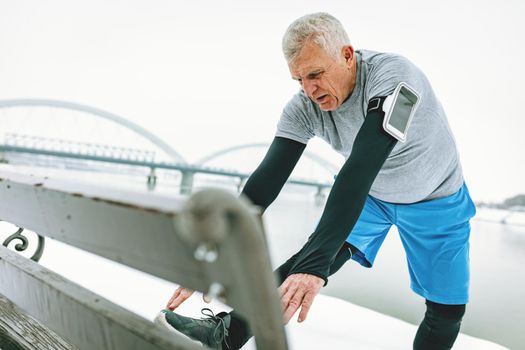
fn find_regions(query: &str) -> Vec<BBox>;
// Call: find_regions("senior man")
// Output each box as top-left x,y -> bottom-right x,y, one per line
155,12 -> 476,350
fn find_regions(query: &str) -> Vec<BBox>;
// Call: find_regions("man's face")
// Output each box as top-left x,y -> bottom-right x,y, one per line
289,41 -> 356,111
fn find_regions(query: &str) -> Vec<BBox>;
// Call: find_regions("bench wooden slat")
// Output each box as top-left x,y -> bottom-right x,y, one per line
0,245 -> 204,350
0,170 -> 211,292
0,293 -> 76,350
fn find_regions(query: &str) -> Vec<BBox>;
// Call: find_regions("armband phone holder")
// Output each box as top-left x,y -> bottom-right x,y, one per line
381,82 -> 420,143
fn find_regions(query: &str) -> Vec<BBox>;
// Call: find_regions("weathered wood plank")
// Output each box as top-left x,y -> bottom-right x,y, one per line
0,294 -> 76,350
0,245 -> 205,350
0,169 -> 212,293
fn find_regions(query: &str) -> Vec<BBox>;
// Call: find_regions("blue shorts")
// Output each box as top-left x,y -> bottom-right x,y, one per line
346,183 -> 476,305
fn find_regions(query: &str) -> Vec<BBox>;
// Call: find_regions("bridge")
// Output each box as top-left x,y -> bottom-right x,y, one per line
0,98 -> 335,198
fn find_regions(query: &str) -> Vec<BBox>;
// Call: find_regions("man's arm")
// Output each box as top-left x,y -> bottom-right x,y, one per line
286,96 -> 397,284
241,136 -> 306,212
279,96 -> 397,324
166,136 -> 305,310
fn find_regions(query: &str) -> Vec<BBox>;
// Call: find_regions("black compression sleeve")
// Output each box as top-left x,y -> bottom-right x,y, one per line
287,97 -> 397,285
241,136 -> 306,212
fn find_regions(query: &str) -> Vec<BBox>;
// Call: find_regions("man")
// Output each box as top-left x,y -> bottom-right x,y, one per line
154,12 -> 476,350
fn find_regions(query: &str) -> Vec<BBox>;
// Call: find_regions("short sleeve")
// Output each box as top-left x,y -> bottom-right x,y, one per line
275,93 -> 315,144
366,55 -> 425,101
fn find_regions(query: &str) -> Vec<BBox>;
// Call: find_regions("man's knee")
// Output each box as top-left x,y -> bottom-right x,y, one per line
413,300 -> 466,350
426,300 -> 466,323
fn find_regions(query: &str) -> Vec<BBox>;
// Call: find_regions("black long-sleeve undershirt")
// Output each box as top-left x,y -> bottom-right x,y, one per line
287,97 -> 397,285
241,137 -> 306,212
242,97 -> 397,285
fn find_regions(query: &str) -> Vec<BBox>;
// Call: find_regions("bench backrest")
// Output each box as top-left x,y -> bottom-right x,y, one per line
0,167 -> 288,350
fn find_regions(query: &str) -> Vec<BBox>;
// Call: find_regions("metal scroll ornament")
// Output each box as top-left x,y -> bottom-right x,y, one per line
1,223 -> 45,262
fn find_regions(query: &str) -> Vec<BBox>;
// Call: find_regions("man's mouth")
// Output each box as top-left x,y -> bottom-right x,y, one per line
316,94 -> 329,103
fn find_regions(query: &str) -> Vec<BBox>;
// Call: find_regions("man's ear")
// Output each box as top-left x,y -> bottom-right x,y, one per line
342,45 -> 354,66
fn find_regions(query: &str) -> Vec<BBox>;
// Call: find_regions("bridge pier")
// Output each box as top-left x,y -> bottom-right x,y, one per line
147,168 -> 157,190
180,171 -> 194,195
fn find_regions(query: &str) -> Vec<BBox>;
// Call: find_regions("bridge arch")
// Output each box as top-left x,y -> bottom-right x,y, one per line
0,98 -> 187,163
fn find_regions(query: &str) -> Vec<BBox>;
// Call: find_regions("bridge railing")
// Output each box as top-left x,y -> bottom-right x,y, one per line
0,143 -> 332,199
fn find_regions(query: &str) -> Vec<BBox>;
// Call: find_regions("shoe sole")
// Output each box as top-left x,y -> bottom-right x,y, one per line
153,312 -> 206,348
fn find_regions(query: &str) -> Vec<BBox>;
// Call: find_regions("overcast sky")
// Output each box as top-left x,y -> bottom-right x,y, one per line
1,0 -> 524,202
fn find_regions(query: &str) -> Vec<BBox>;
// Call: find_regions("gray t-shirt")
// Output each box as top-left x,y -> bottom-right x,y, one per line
275,49 -> 464,203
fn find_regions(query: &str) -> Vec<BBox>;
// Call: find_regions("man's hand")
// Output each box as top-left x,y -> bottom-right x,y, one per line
279,273 -> 324,324
166,287 -> 212,311
166,287 -> 194,310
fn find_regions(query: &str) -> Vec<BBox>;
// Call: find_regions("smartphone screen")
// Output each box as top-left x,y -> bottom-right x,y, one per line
388,86 -> 418,133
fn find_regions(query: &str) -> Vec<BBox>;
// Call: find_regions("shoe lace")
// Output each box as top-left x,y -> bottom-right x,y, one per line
200,308 -> 230,349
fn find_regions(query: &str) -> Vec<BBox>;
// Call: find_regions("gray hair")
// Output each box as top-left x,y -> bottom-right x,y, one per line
282,12 -> 351,63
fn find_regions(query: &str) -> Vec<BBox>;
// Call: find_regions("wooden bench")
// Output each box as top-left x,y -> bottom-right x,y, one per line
0,167 -> 288,350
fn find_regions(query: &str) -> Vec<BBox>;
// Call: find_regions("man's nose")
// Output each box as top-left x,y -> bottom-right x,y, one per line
302,79 -> 317,97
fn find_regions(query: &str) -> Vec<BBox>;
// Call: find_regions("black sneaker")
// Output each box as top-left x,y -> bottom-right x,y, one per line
154,308 -> 231,349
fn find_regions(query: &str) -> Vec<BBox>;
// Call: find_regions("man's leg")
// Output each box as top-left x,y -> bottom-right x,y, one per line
395,183 -> 476,350
221,242 -> 355,349
413,300 -> 466,350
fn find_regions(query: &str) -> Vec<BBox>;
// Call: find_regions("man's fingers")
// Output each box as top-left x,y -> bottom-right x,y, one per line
169,295 -> 189,310
278,281 -> 290,298
166,289 -> 181,308
280,285 -> 296,312
297,292 -> 315,322
283,291 -> 304,324
169,297 -> 185,310
168,288 -> 193,310
281,286 -> 304,324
